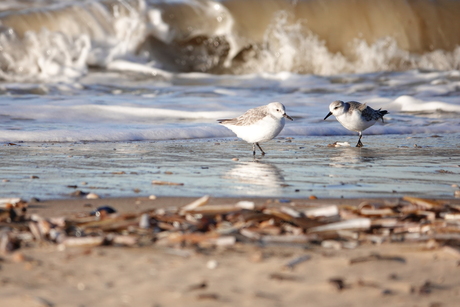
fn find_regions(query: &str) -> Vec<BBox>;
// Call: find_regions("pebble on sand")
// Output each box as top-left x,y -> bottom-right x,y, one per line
206,259 -> 218,269
86,193 -> 100,199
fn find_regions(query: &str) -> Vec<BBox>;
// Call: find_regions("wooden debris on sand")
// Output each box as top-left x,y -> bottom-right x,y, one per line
1,196 -> 460,258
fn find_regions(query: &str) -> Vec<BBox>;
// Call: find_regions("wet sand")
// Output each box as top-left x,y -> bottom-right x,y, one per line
1,134 -> 459,200
2,196 -> 460,307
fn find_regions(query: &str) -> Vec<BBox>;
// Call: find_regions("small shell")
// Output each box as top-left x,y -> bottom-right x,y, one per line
337,230 -> 359,240
342,241 -> 359,249
49,229 -> 65,243
304,205 -> 339,218
209,236 -> 236,247
442,213 -> 460,220
168,232 -> 218,244
0,198 -> 22,207
29,222 -> 43,241
260,226 -> 282,236
61,236 -> 105,247
308,218 -> 371,233
49,217 -> 66,227
86,193 -> 100,199
235,201 -> 255,210
139,213 -> 150,229
240,228 -> 262,240
111,235 -> 138,246
261,235 -> 315,244
37,219 -> 52,236
207,259 -> 218,269
402,196 -> 443,209
0,232 -> 12,253
280,207 -> 302,218
371,218 -> 400,228
415,211 -> 436,221
184,205 -> 239,215
321,240 -> 342,250
359,208 -> 395,217
364,235 -> 386,245
262,208 -> 294,221
179,195 -> 210,215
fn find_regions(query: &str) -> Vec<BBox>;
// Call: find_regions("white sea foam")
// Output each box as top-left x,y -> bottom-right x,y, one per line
392,96 -> 460,113
1,68 -> 460,143
0,125 -> 230,142
2,0 -> 460,82
0,102 -> 234,122
0,90 -> 459,143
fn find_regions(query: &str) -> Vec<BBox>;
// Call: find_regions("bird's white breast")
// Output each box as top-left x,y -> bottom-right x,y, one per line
223,116 -> 285,143
336,110 -> 377,132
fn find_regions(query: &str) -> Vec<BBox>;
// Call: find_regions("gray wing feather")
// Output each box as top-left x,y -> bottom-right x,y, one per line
361,105 -> 388,122
347,101 -> 366,111
218,105 -> 269,126
345,101 -> 388,122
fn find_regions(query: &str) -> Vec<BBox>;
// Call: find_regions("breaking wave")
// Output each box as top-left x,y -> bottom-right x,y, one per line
1,0 -> 460,81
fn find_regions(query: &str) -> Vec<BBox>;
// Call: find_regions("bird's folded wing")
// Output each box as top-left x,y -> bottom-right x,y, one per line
218,106 -> 268,126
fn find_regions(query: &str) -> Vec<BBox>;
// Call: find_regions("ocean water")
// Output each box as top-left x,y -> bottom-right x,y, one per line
0,0 -> 459,199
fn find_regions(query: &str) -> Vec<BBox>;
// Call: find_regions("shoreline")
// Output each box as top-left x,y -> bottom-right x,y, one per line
2,134 -> 460,201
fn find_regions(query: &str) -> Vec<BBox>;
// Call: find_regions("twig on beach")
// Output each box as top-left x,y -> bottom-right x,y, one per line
152,180 -> 184,186
349,253 -> 406,265
283,254 -> 311,270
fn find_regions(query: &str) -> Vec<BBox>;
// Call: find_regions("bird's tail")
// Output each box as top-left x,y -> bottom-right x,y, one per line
378,109 -> 388,122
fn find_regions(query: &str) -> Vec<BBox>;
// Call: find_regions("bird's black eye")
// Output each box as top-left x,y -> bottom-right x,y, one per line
334,107 -> 338,109
276,109 -> 280,111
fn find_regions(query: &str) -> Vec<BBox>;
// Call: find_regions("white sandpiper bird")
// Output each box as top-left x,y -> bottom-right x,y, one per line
324,100 -> 388,147
218,102 -> 293,156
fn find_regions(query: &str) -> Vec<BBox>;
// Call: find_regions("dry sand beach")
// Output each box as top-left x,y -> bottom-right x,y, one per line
1,196 -> 460,307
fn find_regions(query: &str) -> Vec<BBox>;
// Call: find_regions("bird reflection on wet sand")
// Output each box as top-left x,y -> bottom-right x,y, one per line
328,147 -> 382,168
224,160 -> 286,191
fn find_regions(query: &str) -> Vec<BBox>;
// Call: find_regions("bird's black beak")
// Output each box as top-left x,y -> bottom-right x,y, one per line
284,113 -> 293,121
324,112 -> 332,120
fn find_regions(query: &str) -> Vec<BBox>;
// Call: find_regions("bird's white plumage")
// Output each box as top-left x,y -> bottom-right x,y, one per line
328,100 -> 382,132
218,102 -> 292,155
324,100 -> 388,147
221,111 -> 286,143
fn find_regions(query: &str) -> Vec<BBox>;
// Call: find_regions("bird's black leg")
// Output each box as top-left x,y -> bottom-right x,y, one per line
252,143 -> 256,156
256,143 -> 266,155
356,132 -> 363,147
